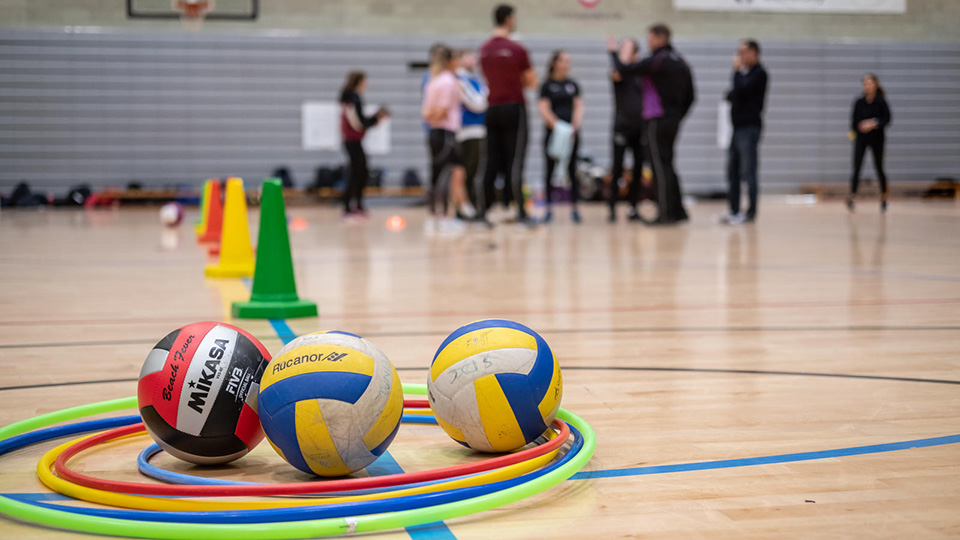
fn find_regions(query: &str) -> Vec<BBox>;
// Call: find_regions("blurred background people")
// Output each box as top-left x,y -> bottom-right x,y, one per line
538,50 -> 584,224
607,38 -> 645,223
422,45 -> 470,233
479,4 -> 537,225
454,49 -> 488,220
608,24 -> 695,225
720,39 -> 768,224
848,73 -> 892,212
339,71 -> 388,220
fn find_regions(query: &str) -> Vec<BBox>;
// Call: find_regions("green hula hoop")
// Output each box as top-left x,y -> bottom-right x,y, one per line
0,383 -> 595,539
0,396 -> 137,441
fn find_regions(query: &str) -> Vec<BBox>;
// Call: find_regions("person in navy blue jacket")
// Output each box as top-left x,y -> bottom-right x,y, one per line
719,39 -> 768,224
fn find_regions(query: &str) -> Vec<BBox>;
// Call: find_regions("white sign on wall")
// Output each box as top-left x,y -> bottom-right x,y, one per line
301,101 -> 391,155
674,0 -> 906,13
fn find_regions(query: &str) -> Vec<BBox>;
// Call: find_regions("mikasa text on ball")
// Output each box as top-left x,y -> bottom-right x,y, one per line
428,319 -> 563,453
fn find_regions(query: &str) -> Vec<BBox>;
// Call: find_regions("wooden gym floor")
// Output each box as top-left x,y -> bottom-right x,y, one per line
1,199 -> 959,539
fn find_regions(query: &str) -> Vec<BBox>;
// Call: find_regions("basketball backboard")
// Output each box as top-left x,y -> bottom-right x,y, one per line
126,0 -> 258,20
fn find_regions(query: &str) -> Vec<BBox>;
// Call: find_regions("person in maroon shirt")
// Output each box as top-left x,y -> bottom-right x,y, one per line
339,71 -> 388,219
479,4 -> 537,224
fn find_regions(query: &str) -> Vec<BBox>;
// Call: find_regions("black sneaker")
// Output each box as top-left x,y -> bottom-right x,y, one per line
881,200 -> 888,212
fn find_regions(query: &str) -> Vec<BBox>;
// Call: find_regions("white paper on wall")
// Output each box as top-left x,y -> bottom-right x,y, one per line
301,101 -> 391,156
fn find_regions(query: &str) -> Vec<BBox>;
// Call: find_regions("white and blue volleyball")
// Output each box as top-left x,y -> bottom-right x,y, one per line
258,331 -> 403,476
428,319 -> 563,453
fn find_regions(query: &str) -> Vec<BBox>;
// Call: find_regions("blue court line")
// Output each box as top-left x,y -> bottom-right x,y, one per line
7,433 -> 958,512
267,319 -> 297,345
372,452 -> 457,540
404,522 -> 460,540
571,433 -> 960,480
257,297 -> 457,539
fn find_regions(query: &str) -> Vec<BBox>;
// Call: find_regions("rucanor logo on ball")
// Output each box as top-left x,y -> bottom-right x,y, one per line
270,350 -> 349,374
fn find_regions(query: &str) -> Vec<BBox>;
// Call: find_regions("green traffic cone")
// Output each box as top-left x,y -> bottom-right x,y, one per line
194,179 -> 209,235
232,178 -> 317,319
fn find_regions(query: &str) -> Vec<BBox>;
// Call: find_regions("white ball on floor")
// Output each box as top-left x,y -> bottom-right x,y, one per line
159,202 -> 183,227
638,200 -> 659,223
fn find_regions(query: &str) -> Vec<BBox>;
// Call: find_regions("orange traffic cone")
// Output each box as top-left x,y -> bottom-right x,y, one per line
197,179 -> 223,244
204,178 -> 255,278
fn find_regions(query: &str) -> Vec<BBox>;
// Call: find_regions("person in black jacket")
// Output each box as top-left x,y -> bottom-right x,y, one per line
339,71 -> 389,220
608,38 -> 646,223
720,39 -> 768,224
848,73 -> 892,212
607,23 -> 695,225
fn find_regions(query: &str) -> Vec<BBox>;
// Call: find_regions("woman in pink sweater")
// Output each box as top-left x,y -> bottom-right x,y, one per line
422,45 -> 470,232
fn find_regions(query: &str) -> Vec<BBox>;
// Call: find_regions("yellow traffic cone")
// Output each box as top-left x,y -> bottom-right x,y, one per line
205,177 -> 255,278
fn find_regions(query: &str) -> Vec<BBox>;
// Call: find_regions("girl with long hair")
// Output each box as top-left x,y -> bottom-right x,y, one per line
339,71 -> 388,219
848,72 -> 892,212
422,44 -> 470,233
538,50 -> 584,223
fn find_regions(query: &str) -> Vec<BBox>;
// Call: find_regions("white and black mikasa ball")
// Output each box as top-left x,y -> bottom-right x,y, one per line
137,321 -> 271,465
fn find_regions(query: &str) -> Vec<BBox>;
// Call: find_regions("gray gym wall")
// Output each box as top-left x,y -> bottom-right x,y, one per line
1,0 -> 958,194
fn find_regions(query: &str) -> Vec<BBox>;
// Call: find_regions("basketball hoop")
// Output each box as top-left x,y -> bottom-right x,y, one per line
174,0 -> 213,31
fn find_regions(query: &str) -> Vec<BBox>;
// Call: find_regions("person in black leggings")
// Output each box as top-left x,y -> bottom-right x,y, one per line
607,25 -> 695,225
848,72 -> 892,212
538,50 -> 584,224
608,38 -> 645,223
339,71 -> 388,219
479,4 -> 537,225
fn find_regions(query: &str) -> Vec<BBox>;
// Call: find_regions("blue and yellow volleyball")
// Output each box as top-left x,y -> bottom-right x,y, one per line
257,331 -> 403,476
427,319 -> 563,453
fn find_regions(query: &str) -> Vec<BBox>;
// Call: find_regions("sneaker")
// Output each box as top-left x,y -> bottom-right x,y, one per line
473,215 -> 494,229
716,213 -> 745,225
627,210 -> 643,222
608,210 -> 616,223
881,200 -> 888,212
459,202 -> 477,220
543,211 -> 553,224
846,197 -> 855,212
437,218 -> 466,235
519,216 -> 538,228
571,210 -> 581,224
